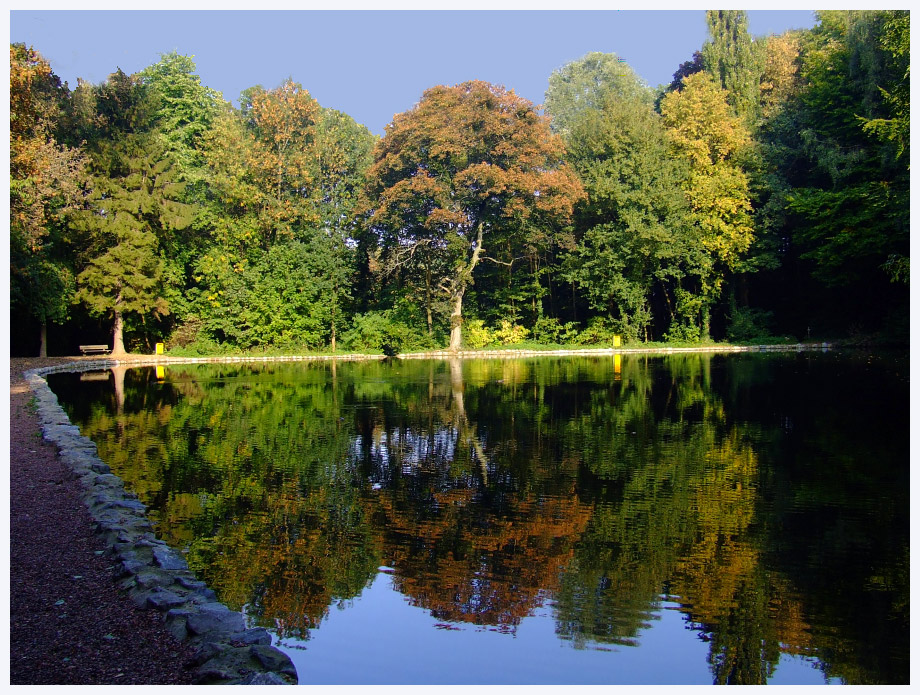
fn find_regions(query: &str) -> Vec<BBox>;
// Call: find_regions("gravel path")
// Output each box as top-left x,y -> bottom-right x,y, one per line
9,357 -> 197,684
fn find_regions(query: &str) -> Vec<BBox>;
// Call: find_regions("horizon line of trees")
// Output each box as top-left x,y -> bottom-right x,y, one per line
10,10 -> 909,357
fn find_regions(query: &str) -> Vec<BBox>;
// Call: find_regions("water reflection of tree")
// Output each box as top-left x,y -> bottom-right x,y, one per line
356,358 -> 594,630
76,362 -> 382,639
549,355 -> 817,683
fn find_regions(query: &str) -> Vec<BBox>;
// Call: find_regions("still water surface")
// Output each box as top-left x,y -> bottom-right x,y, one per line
48,351 -> 909,684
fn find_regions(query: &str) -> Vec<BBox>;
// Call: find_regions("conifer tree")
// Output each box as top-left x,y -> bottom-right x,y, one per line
71,70 -> 193,354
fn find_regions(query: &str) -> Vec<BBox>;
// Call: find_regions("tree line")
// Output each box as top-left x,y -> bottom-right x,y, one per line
10,10 -> 909,356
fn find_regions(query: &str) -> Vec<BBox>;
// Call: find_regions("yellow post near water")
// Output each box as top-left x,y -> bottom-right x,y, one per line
613,335 -> 622,347
155,342 -> 165,355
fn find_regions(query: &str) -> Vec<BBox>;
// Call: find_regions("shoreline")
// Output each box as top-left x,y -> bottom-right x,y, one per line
21,340 -> 837,374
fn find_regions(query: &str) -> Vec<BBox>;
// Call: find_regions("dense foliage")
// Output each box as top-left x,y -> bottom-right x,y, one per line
10,10 -> 909,355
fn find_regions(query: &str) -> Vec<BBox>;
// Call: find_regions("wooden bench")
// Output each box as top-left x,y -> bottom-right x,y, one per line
79,344 -> 110,355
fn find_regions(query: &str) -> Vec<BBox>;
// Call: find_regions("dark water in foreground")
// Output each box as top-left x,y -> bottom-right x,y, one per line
48,351 -> 909,684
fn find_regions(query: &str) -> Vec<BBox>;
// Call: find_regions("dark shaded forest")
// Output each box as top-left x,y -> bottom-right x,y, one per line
11,10 -> 909,357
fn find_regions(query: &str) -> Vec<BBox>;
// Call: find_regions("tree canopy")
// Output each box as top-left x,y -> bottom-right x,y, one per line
8,11 -> 910,355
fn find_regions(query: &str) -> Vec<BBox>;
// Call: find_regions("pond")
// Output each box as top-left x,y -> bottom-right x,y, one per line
47,351 -> 909,685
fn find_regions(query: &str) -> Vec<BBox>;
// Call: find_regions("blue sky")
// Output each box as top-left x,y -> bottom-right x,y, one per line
10,9 -> 818,135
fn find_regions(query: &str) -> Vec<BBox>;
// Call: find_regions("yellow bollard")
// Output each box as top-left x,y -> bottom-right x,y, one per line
155,342 -> 165,355
613,335 -> 622,347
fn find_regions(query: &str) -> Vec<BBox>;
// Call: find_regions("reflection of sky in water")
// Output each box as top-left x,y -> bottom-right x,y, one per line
270,572 -> 835,685
355,427 -> 459,472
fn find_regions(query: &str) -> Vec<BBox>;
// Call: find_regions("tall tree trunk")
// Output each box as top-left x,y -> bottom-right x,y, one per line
531,255 -> 538,317
448,288 -> 465,351
425,263 -> 433,336
660,280 -> 676,323
448,222 -> 486,352
111,298 -> 126,356
141,315 -> 151,353
39,321 -> 47,358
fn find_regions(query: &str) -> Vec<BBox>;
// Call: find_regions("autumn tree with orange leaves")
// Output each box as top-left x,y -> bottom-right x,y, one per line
363,81 -> 583,351
10,44 -> 86,356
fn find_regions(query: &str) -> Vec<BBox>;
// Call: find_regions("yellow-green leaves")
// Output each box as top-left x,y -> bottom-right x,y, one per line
661,73 -> 754,272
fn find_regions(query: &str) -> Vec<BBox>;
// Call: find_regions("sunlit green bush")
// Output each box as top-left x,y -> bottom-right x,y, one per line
493,320 -> 530,345
530,317 -> 580,345
575,317 -> 620,345
462,319 -> 495,349
726,306 -> 775,342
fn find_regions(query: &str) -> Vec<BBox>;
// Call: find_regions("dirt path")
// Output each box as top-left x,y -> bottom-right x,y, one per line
8,357 -> 197,684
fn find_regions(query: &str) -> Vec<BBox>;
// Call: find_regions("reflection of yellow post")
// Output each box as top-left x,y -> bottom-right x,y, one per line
156,365 -> 166,381
613,335 -> 622,347
155,342 -> 165,355
614,353 -> 622,380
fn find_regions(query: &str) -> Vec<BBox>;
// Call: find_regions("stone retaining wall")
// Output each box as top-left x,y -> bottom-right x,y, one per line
22,345 -> 832,684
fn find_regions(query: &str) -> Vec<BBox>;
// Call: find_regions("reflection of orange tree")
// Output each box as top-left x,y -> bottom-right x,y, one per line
371,481 -> 593,629
359,358 -> 594,629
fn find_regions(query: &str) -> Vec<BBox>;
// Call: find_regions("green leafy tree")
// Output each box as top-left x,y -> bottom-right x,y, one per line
859,11 -> 909,160
545,51 -> 654,137
202,79 -> 321,250
660,73 -> 754,339
702,10 -> 766,125
546,53 -> 694,342
192,89 -> 373,351
138,52 -> 222,327
139,51 -> 223,185
779,10 -> 909,338
313,108 -> 376,349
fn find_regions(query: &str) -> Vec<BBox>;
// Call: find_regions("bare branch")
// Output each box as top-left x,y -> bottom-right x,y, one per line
480,255 -> 522,267
383,238 -> 435,275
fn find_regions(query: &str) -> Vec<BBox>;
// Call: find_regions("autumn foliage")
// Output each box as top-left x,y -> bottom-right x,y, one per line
363,81 -> 584,350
